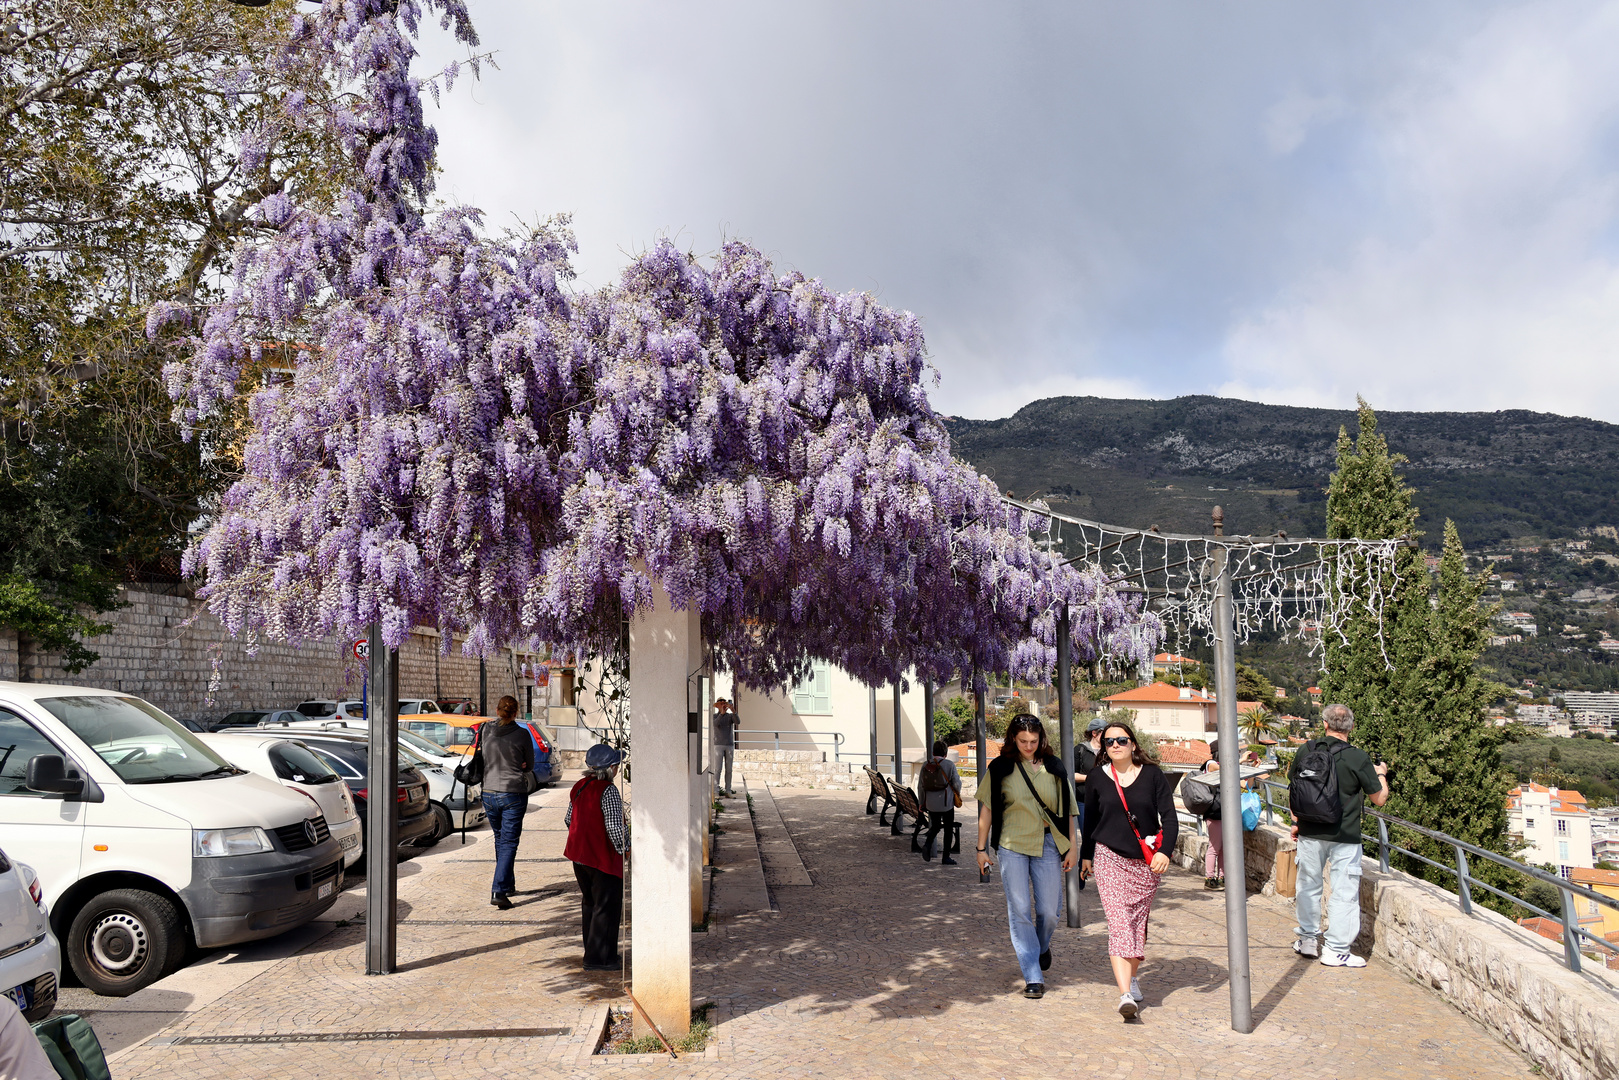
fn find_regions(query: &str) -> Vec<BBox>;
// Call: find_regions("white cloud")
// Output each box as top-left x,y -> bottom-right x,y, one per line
1264,92 -> 1348,156
1224,1 -> 1619,422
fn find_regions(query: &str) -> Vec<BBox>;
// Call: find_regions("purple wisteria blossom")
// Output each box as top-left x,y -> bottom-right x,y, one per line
161,0 -> 1159,690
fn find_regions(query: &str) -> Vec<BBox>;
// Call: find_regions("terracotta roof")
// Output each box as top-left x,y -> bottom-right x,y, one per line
1104,684 -> 1215,704
1571,867 -> 1619,887
1155,740 -> 1213,766
1153,652 -> 1198,665
1518,917 -> 1565,942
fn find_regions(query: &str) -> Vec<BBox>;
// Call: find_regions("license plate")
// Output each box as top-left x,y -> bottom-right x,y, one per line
317,880 -> 334,900
4,983 -> 29,1011
339,833 -> 359,851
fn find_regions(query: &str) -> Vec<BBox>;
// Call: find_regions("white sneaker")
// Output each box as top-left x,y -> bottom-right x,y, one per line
1319,950 -> 1366,968
1118,994 -> 1139,1019
1292,937 -> 1319,959
1129,978 -> 1142,1003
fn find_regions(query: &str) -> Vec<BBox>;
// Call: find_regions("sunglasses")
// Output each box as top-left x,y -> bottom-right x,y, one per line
1103,736 -> 1133,747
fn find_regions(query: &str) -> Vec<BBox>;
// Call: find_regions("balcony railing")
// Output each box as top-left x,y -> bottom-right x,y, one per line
734,730 -> 847,761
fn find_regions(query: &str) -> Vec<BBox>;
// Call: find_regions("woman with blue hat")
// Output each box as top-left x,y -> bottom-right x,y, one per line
564,744 -> 628,971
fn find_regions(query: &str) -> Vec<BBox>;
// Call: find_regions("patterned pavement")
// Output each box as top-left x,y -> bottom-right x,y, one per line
101,783 -> 1534,1080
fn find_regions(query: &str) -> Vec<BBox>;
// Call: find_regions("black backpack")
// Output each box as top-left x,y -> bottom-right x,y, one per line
920,760 -> 950,793
1289,738 -> 1348,826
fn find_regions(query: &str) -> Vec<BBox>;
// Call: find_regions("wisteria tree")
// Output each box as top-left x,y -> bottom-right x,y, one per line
159,0 -> 1159,691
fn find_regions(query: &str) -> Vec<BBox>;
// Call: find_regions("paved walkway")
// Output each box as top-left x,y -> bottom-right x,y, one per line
91,783 -> 1533,1079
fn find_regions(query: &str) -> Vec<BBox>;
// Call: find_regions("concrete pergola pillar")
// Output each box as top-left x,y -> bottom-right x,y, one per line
628,578 -> 701,1039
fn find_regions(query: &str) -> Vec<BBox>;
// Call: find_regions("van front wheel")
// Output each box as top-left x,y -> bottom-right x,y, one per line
66,889 -> 186,996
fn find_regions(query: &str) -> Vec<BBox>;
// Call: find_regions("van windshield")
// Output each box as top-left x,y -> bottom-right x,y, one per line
39,696 -> 238,783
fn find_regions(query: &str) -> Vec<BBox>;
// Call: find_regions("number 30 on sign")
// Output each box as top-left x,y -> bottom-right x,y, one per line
352,639 -> 370,661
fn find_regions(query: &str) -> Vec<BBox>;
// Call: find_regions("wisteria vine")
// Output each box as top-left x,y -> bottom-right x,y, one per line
157,0 -> 1160,692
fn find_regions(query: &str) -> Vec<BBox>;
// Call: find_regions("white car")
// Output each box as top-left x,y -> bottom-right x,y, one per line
0,682 -> 344,996
0,847 -> 58,1022
286,730 -> 483,842
295,700 -> 365,722
257,717 -> 465,770
397,699 -> 442,715
199,733 -> 364,869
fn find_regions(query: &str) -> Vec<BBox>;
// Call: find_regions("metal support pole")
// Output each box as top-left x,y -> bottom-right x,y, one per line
479,658 -> 487,716
974,686 -> 987,790
1057,604 -> 1081,927
1560,885 -> 1583,973
525,683 -> 533,721
892,679 -> 903,783
1377,817 -> 1391,873
1455,846 -> 1474,916
365,624 -> 399,975
924,678 -> 936,754
869,687 -> 878,768
1210,508 -> 1253,1034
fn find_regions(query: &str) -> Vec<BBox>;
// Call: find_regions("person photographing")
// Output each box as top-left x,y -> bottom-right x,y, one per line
1080,720 -> 1177,1020
975,715 -> 1078,1000
1288,703 -> 1389,967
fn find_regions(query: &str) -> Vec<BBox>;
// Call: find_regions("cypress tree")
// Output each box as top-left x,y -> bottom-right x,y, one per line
1319,403 -> 1517,906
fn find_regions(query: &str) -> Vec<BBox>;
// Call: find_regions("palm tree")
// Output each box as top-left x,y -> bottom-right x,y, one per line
1241,704 -> 1287,751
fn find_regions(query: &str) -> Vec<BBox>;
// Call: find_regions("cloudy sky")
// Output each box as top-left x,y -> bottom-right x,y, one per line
416,1 -> 1619,423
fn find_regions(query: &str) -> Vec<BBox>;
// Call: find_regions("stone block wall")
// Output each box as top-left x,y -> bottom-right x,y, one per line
0,586 -> 537,721
1172,821 -> 1296,896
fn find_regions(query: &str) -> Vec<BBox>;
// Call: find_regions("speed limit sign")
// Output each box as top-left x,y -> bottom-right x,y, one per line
352,639 -> 370,661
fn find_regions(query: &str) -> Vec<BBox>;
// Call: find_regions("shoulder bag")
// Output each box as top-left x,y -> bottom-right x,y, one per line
1108,763 -> 1164,863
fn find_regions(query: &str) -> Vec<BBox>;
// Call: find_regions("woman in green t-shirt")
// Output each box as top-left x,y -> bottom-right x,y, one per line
975,715 -> 1078,999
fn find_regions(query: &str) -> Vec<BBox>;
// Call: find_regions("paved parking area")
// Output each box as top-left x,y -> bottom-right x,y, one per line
90,783 -> 1533,1080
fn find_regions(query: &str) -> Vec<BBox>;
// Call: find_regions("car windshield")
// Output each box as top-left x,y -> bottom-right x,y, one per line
269,742 -> 342,784
298,702 -> 337,717
396,729 -> 451,757
39,696 -> 236,783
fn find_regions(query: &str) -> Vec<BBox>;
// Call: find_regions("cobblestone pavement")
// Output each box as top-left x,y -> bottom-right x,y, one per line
104,784 -> 1534,1080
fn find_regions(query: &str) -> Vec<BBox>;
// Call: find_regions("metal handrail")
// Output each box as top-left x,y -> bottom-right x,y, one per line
1252,777 -> 1619,975
734,730 -> 847,761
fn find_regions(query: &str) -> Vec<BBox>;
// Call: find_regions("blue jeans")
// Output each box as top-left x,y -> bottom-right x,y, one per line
1294,837 -> 1363,955
998,833 -> 1064,983
483,791 -> 528,895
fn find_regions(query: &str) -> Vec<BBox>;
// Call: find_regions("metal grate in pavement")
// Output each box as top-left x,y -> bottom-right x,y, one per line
155,1028 -> 569,1046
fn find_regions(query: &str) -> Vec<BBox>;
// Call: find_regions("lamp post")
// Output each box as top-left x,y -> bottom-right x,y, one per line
364,623 -> 399,975
1210,506 -> 1253,1034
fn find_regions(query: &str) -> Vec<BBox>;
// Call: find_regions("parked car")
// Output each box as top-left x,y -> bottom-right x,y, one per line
212,709 -> 269,731
396,699 -> 442,715
0,845 -> 58,1022
175,718 -> 206,733
435,698 -> 475,715
199,733 -> 364,869
289,735 -> 437,854
0,682 -> 345,996
294,700 -> 365,721
405,718 -> 558,788
214,708 -> 302,731
286,729 -> 482,843
261,717 -> 464,768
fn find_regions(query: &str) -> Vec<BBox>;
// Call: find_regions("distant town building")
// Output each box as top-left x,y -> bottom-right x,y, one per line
1598,639 -> 1619,654
1568,868 -> 1619,945
1508,784 -> 1594,879
1561,692 -> 1619,723
1102,683 -> 1216,743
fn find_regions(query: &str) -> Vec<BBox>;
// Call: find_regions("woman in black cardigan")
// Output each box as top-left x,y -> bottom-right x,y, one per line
1080,720 -> 1178,1020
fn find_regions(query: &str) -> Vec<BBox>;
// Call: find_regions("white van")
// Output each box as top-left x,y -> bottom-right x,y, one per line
0,682 -> 346,996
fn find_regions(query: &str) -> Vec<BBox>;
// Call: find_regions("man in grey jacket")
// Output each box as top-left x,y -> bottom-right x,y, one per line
919,740 -> 962,864
712,698 -> 739,795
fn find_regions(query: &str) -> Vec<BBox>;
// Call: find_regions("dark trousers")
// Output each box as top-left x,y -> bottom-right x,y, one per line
923,808 -> 955,857
574,863 -> 624,965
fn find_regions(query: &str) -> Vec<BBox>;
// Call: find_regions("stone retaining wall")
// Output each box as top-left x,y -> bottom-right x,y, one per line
0,585 -> 533,721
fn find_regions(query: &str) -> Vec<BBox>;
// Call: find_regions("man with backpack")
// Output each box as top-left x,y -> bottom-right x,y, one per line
1288,703 -> 1389,966
919,740 -> 962,863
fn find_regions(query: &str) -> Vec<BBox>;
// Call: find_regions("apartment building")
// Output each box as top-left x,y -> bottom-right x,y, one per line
1508,784 -> 1595,878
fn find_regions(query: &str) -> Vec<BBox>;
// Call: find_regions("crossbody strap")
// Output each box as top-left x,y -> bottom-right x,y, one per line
1013,759 -> 1070,834
1108,764 -> 1161,860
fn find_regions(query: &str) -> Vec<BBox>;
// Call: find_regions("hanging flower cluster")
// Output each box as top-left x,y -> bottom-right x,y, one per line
161,0 -> 1159,690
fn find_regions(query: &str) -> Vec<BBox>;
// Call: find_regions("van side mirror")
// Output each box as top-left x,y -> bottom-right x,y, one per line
26,754 -> 84,795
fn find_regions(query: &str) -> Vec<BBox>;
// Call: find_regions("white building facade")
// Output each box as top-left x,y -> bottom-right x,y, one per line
1508,784 -> 1594,879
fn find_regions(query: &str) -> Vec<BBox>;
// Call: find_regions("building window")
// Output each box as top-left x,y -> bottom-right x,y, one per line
1558,841 -> 1569,861
1559,865 -> 1574,880
1556,819 -> 1568,834
790,664 -> 832,715
1524,818 -> 1535,829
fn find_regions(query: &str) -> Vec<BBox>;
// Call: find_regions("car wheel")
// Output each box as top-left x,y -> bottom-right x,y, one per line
421,802 -> 452,847
66,888 -> 186,997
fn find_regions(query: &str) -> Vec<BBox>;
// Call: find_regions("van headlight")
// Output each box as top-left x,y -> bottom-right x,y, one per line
193,827 -> 273,857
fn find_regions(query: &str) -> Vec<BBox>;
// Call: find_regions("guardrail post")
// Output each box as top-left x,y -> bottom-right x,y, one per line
1454,845 -> 1473,916
1560,884 -> 1583,973
1377,817 -> 1390,873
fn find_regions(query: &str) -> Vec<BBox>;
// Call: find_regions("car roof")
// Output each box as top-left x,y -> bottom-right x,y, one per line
0,681 -> 126,702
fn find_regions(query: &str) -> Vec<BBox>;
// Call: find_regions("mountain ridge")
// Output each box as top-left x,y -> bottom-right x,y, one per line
942,395 -> 1619,546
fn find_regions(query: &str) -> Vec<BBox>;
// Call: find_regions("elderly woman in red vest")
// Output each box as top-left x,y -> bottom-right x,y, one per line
564,743 -> 628,971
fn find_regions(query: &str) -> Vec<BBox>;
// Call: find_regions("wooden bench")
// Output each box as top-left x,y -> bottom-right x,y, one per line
863,766 -> 896,823
892,785 -> 964,855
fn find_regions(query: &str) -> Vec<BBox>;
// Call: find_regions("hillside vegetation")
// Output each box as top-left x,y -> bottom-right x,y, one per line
944,396 -> 1619,547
